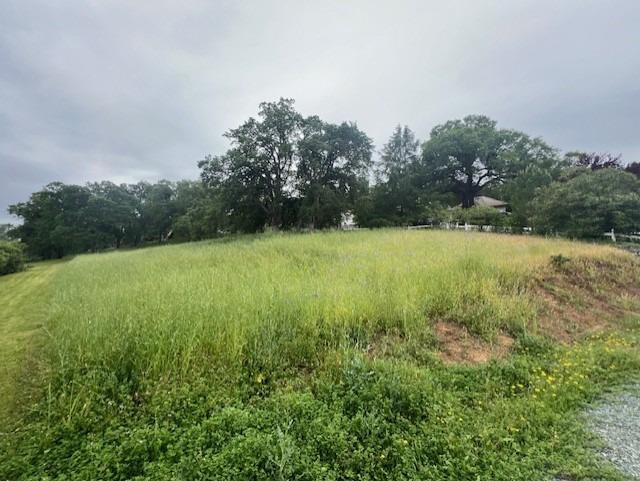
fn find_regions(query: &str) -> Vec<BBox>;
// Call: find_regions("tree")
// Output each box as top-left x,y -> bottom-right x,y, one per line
0,224 -> 12,241
7,180 -> 186,258
378,125 -> 420,180
625,161 -> 640,178
297,117 -> 372,228
87,181 -> 140,248
420,115 -> 558,208
138,181 -> 177,243
200,98 -> 374,232
171,180 -> 223,241
531,169 -> 640,238
564,151 -> 622,170
372,125 -> 421,224
490,152 -> 567,227
199,153 -> 270,233
9,183 -> 93,258
209,98 -> 304,230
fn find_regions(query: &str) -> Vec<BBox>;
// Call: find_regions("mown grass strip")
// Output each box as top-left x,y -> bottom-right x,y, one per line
0,260 -> 65,423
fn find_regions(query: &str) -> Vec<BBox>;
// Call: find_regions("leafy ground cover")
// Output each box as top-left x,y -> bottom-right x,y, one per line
1,230 -> 639,480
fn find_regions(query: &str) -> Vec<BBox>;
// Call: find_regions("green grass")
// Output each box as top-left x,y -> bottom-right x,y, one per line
1,230 -> 639,480
44,230 -> 632,384
0,260 -> 65,423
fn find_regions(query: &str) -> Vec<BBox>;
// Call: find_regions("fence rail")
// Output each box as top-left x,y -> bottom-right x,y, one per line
407,222 -> 529,234
603,229 -> 640,243
405,224 -> 640,243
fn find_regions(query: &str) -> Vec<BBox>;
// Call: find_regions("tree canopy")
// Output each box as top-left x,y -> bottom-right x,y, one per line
531,169 -> 640,238
199,98 -> 373,231
5,100 -> 638,257
369,125 -> 423,225
420,115 -> 558,208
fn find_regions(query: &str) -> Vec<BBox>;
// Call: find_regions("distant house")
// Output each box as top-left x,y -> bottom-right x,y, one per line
340,211 -> 357,230
473,196 -> 508,213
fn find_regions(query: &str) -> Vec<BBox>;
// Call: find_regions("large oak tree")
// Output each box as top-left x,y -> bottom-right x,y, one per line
420,115 -> 557,208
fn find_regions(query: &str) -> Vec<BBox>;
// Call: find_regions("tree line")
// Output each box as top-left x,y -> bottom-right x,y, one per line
6,98 -> 640,260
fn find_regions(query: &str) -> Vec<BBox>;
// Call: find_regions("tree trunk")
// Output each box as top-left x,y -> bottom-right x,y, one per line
461,191 -> 475,208
313,192 -> 320,229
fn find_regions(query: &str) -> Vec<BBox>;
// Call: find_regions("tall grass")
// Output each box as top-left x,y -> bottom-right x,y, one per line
46,230 -> 626,386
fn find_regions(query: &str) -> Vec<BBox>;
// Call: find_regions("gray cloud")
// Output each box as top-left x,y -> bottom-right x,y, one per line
1,0 -> 639,223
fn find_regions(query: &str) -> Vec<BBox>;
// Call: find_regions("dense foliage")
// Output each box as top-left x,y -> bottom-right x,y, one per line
0,224 -> 12,240
532,169 -> 640,238
7,180 -> 217,259
419,115 -> 559,208
5,98 -> 640,258
0,240 -> 26,275
5,337 -> 639,481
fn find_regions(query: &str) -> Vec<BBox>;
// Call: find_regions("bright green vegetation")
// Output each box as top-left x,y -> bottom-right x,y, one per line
1,230 -> 639,480
0,260 -> 64,422
0,240 -> 26,276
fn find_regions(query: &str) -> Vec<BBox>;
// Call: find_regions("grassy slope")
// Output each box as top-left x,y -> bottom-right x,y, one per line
44,230 -> 630,382
1,231 -> 640,480
0,260 -> 64,424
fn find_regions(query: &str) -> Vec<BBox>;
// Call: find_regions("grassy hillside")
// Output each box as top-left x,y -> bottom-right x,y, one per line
0,260 -> 65,423
2,230 -> 639,480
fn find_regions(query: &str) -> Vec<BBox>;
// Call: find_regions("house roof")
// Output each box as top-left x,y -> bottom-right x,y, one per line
474,196 -> 508,208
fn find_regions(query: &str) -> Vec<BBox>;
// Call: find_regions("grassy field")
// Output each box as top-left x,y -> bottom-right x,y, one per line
0,260 -> 65,423
1,230 -> 639,480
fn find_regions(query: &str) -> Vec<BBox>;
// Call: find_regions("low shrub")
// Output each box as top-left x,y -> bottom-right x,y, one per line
550,254 -> 571,270
0,241 -> 26,276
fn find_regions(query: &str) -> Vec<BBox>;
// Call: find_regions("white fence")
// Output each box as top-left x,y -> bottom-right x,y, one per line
407,222 -> 530,234
602,229 -> 640,243
407,224 -> 640,243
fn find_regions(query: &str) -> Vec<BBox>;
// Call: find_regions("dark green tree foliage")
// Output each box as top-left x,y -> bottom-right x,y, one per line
7,99 -> 637,256
171,181 -> 223,241
420,115 -> 557,208
531,169 -> 640,238
199,153 -> 270,233
85,181 -> 139,248
626,161 -> 640,178
9,183 -> 90,259
199,99 -> 373,231
0,240 -> 26,275
8,180 -> 219,259
201,98 -> 304,230
138,182 -> 176,243
490,145 -> 566,227
297,118 -> 372,228
369,125 -> 422,225
0,224 -> 12,241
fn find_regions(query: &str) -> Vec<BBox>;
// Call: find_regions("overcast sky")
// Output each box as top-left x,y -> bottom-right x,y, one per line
1,0 -> 639,223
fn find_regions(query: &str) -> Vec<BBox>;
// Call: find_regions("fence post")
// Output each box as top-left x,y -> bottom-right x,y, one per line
610,228 -> 616,243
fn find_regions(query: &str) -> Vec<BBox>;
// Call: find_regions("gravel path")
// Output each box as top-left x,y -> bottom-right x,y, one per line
586,386 -> 640,479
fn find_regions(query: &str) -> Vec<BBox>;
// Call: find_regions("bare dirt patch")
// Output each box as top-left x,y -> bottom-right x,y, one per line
435,321 -> 514,365
533,255 -> 640,343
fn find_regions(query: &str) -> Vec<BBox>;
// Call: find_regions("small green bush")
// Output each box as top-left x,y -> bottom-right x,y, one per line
550,254 -> 571,270
0,241 -> 26,276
